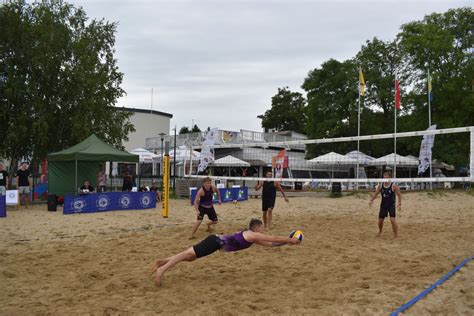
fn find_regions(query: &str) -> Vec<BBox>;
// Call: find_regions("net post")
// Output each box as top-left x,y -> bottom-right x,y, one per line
470,127 -> 474,182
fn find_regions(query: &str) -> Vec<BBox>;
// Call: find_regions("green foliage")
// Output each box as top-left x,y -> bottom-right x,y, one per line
179,124 -> 201,135
0,1 -> 134,163
302,59 -> 358,156
257,87 -> 307,133
262,7 -> 472,169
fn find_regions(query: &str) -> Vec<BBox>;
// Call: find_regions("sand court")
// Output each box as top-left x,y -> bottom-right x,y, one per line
0,191 -> 473,315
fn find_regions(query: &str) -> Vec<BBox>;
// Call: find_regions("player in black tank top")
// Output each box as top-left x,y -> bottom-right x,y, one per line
254,170 -> 289,229
369,171 -> 402,238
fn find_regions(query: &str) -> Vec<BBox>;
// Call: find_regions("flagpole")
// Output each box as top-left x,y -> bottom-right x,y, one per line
394,76 -> 397,178
427,68 -> 433,189
357,66 -> 361,190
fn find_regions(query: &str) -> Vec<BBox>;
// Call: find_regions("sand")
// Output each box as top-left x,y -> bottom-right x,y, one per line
0,190 -> 473,315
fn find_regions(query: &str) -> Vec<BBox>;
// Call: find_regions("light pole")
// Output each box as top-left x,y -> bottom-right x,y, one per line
159,132 -> 166,177
173,126 -> 177,189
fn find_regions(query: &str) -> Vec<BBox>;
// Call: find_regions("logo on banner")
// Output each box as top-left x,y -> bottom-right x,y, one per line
272,149 -> 288,178
140,194 -> 152,208
119,194 -> 131,208
72,198 -> 86,213
96,195 -> 110,210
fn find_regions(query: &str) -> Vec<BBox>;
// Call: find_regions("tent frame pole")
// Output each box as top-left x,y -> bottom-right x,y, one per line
75,159 -> 78,194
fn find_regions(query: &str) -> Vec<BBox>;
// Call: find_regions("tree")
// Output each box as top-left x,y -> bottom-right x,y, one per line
398,7 -> 474,166
257,87 -> 307,134
179,124 -> 201,135
302,59 -> 359,156
0,1 -> 134,166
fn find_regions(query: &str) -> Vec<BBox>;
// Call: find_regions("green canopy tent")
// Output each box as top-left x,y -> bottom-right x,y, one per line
48,134 -> 139,196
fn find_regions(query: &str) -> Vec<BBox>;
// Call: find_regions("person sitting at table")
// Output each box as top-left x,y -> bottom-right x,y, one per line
150,180 -> 162,202
80,180 -> 95,195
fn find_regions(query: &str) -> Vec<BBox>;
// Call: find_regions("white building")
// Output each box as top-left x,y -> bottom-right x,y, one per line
119,107 -> 173,152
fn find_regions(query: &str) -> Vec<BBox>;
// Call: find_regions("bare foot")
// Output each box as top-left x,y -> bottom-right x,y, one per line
189,236 -> 196,240
154,269 -> 163,286
205,224 -> 212,232
376,232 -> 382,237
393,233 -> 398,239
150,260 -> 166,275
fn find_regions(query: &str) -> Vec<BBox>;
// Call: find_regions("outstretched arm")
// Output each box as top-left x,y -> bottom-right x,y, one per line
213,185 -> 222,205
245,231 -> 299,246
193,189 -> 202,213
369,185 -> 381,207
275,181 -> 289,202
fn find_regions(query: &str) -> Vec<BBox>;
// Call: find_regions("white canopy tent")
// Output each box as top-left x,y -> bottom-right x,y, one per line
168,145 -> 200,162
212,155 -> 250,167
309,152 -> 358,165
129,148 -> 159,163
345,150 -> 375,165
371,153 -> 419,167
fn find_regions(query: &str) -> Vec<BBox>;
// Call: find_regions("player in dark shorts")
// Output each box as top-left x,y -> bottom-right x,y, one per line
150,219 -> 301,286
369,171 -> 402,238
190,177 -> 222,239
254,170 -> 289,229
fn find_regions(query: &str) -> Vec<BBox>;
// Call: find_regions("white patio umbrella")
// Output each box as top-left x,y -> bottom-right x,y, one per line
211,155 -> 250,176
129,148 -> 159,163
371,153 -> 419,166
309,152 -> 358,165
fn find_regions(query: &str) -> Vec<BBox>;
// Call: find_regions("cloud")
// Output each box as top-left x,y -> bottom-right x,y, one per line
68,0 -> 470,132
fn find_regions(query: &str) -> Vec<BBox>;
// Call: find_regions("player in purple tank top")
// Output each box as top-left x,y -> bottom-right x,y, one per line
190,177 -> 222,239
150,219 -> 301,286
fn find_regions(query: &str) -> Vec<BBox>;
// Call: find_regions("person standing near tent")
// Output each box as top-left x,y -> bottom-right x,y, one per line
190,177 -> 221,239
16,162 -> 31,208
369,171 -> 402,238
254,170 -> 289,229
96,165 -> 107,193
121,170 -> 133,192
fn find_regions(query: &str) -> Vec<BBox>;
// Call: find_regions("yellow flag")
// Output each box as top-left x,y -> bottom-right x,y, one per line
359,68 -> 365,96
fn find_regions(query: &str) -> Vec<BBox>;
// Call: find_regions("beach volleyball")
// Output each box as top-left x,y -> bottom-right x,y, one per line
289,230 -> 303,241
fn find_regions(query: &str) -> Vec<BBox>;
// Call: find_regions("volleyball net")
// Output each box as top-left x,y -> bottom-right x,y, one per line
183,126 -> 474,190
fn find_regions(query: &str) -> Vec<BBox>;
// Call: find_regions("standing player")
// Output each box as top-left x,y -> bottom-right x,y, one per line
369,171 -> 402,238
150,219 -> 300,286
190,177 -> 222,239
254,170 -> 289,229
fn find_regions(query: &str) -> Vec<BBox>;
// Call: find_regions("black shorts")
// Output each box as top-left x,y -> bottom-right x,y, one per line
193,235 -> 222,258
262,197 -> 276,212
198,205 -> 218,221
379,204 -> 396,218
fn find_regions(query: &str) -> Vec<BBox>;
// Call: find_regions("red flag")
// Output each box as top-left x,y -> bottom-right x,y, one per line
395,79 -> 401,110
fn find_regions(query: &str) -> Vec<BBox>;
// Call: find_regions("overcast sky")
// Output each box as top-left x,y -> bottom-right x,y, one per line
68,0 -> 469,134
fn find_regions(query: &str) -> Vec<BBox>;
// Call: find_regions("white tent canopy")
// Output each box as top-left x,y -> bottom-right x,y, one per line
168,145 -> 200,161
345,150 -> 375,165
212,155 -> 250,167
129,148 -> 159,163
309,152 -> 358,165
371,153 -> 419,166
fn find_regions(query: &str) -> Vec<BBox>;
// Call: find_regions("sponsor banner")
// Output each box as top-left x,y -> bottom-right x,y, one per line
418,125 -> 437,175
0,195 -> 5,218
198,128 -> 219,173
64,192 -> 156,215
190,187 -> 248,205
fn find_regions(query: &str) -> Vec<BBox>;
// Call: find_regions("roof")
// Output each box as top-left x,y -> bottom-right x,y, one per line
48,134 -> 139,162
212,155 -> 251,167
118,107 -> 173,118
